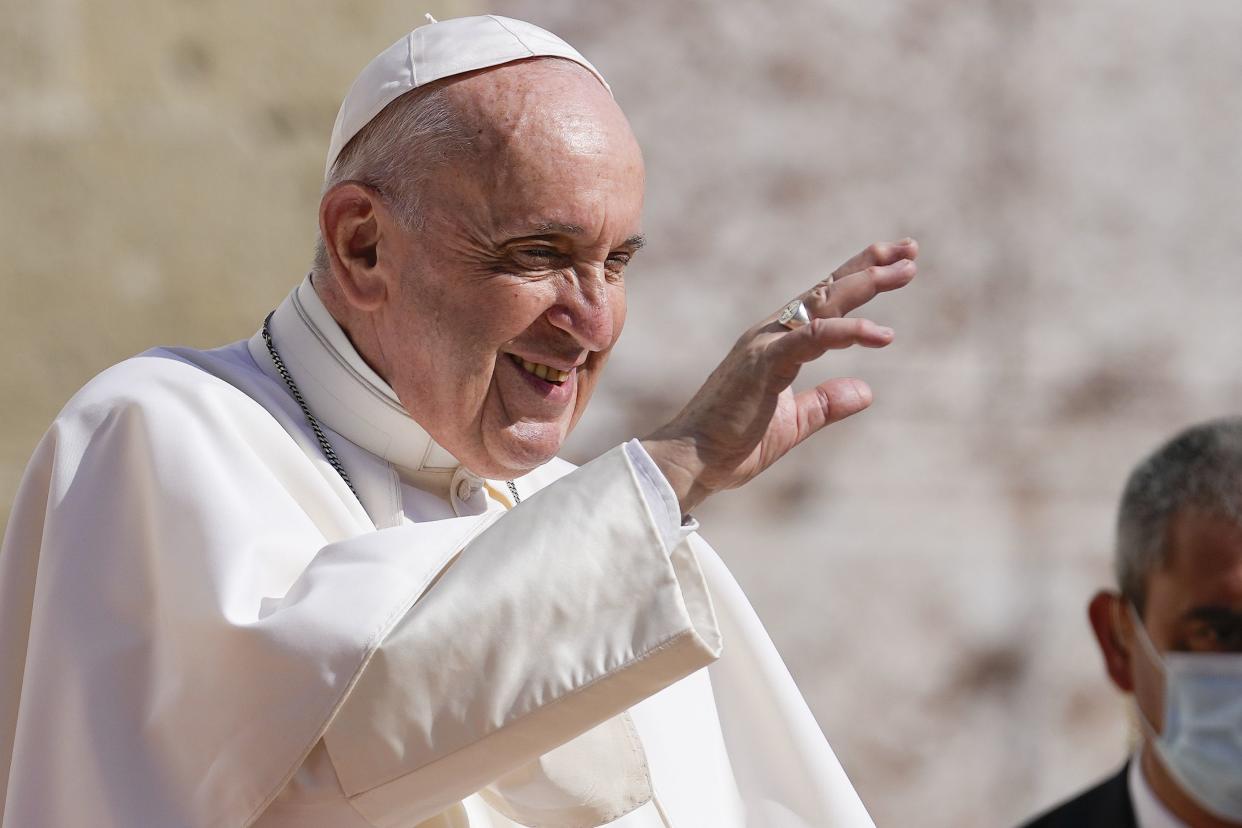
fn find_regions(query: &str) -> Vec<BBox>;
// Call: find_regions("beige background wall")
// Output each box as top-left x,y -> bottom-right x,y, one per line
3,1 -> 1242,825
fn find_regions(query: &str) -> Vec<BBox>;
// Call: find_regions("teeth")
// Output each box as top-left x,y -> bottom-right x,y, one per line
518,358 -> 570,383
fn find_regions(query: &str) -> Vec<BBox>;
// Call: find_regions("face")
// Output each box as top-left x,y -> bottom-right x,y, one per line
1087,508 -> 1242,825
1125,508 -> 1242,729
369,61 -> 645,479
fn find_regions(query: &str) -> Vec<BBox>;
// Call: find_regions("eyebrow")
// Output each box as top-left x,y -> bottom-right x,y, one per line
521,222 -> 647,250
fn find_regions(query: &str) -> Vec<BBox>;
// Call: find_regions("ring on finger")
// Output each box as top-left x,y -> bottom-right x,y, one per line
777,298 -> 811,330
778,271 -> 837,330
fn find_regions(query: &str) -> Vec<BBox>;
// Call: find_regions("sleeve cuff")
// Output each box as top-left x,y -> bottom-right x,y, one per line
623,439 -> 699,549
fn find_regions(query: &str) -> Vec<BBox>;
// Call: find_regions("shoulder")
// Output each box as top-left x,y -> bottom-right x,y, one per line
60,342 -> 269,428
1021,764 -> 1134,828
50,342 -> 294,470
33,342 -> 339,520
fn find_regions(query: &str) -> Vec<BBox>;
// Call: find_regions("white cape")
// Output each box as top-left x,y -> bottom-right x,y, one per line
0,308 -> 872,827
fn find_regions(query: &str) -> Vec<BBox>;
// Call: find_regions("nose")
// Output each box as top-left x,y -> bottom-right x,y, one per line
546,268 -> 615,352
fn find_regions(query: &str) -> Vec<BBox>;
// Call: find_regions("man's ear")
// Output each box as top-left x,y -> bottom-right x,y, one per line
1088,590 -> 1136,693
319,182 -> 396,312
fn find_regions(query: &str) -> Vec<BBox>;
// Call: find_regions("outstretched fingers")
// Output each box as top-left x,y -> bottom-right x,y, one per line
769,316 -> 895,368
830,237 -> 919,281
804,257 -> 916,319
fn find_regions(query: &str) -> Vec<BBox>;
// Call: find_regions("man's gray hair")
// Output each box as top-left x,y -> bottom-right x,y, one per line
311,84 -> 472,275
1115,417 -> 1242,610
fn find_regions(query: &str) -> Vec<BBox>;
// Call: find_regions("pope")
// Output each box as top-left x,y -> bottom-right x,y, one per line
0,15 -> 918,828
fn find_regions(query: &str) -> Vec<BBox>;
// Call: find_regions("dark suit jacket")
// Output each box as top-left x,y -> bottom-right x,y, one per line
1020,764 -> 1137,828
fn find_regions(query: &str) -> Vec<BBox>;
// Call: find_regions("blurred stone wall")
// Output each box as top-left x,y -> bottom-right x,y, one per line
4,1 -> 1242,826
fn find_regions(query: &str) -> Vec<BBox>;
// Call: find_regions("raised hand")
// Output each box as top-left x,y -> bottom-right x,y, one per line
642,238 -> 919,514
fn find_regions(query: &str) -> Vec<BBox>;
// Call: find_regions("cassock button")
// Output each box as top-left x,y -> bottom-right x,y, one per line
450,467 -> 484,513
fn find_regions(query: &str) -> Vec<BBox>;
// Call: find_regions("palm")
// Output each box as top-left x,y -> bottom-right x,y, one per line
731,386 -> 802,489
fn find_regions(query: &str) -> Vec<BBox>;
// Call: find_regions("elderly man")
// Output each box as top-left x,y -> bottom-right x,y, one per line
0,15 -> 918,828
1022,419 -> 1242,828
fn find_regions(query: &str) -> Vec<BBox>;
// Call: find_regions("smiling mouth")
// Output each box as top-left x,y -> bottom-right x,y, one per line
510,354 -> 571,384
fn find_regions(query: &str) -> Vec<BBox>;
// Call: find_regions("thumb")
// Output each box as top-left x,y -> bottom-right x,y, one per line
794,378 -> 873,441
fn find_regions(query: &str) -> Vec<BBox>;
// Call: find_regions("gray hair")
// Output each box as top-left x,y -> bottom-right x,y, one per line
1115,417 -> 1242,611
311,84 -> 472,275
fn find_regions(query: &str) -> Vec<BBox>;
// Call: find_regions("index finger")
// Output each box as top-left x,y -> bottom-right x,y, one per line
831,237 -> 919,281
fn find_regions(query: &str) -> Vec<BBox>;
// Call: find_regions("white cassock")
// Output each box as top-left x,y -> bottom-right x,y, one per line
0,276 -> 874,828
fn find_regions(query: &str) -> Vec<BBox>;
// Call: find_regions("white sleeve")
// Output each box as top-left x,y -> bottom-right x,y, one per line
321,444 -> 721,828
623,438 -> 700,550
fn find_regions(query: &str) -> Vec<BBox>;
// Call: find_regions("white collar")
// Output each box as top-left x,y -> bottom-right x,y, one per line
1130,746 -> 1189,828
248,275 -> 476,502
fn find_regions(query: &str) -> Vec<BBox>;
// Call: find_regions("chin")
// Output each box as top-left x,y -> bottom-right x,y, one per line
478,423 -> 569,479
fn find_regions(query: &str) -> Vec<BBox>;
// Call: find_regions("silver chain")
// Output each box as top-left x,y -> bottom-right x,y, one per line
262,311 -> 520,506
263,312 -> 359,499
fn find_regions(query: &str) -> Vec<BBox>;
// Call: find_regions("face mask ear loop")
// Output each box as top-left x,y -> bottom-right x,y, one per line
1126,602 -> 1167,676
1125,601 -> 1166,741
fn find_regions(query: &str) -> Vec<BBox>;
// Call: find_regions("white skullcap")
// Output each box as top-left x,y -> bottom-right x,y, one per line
324,14 -> 611,178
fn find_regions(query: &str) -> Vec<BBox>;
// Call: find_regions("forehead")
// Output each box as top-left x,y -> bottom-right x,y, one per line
447,58 -> 616,127
429,60 -> 644,224
1145,507 -> 1242,622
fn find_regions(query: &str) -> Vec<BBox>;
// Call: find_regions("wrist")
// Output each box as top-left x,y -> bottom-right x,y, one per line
640,432 -> 712,515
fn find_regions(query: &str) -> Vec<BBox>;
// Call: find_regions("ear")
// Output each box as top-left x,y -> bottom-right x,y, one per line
1088,590 -> 1136,693
319,182 -> 399,312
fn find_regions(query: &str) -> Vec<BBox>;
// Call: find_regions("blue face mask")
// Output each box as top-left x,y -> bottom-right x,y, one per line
1129,603 -> 1242,822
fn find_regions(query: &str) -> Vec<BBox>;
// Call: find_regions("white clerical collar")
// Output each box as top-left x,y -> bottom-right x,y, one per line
249,275 -> 470,499
1130,747 -> 1188,828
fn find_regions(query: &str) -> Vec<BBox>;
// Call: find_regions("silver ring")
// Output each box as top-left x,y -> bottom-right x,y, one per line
777,298 -> 811,330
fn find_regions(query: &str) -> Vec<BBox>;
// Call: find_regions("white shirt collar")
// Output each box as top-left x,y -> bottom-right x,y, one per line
248,275 -> 475,501
1130,747 -> 1189,828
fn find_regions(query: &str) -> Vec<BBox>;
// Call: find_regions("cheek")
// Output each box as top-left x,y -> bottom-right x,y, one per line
500,283 -> 560,333
462,287 -> 556,358
612,288 -> 628,337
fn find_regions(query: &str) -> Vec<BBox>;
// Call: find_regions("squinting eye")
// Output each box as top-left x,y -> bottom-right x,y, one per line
1218,626 -> 1242,651
513,248 -> 562,268
1185,623 -> 1242,652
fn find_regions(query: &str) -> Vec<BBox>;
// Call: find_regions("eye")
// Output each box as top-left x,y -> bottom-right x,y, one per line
1184,620 -> 1242,652
604,253 -> 631,279
513,247 -> 565,269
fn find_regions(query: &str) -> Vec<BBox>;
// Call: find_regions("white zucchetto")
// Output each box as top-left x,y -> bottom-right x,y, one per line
324,14 -> 611,177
